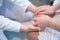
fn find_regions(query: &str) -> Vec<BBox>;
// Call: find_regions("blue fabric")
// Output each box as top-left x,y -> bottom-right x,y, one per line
4,27 -> 60,40
4,31 -> 27,40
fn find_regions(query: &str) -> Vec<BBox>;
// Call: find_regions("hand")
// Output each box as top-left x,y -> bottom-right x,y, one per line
20,24 -> 40,32
36,5 -> 56,17
33,15 -> 54,28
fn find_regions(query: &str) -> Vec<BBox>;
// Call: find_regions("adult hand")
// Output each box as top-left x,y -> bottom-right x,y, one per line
36,5 -> 56,17
20,24 -> 40,32
33,15 -> 55,29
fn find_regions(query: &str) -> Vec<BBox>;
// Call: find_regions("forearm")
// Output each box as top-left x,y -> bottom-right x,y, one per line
52,2 -> 60,11
27,31 -> 39,40
54,22 -> 60,31
27,4 -> 37,13
0,15 -> 21,32
50,20 -> 60,31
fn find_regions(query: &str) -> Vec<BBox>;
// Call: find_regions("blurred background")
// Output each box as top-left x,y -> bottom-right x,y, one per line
29,0 -> 54,6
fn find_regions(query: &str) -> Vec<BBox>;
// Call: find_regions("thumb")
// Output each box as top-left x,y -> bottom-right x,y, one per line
32,21 -> 37,26
31,27 -> 41,31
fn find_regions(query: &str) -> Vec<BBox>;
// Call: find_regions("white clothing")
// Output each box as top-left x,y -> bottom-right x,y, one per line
0,0 -> 33,32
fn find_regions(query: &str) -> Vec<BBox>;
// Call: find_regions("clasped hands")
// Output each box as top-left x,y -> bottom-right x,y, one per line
33,5 -> 56,31
20,5 -> 56,32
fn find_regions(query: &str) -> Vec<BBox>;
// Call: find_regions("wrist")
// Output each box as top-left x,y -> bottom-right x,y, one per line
20,24 -> 30,32
51,6 -> 57,12
20,24 -> 26,32
51,4 -> 59,11
49,19 -> 57,28
53,2 -> 60,11
27,4 -> 37,13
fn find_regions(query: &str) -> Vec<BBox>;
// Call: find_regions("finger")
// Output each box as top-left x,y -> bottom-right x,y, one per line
35,11 -> 41,17
40,11 -> 48,15
36,8 -> 45,13
37,5 -> 50,12
33,17 -> 38,22
35,8 -> 45,16
32,21 -> 37,26
32,27 -> 41,31
48,13 -> 55,18
37,15 -> 42,17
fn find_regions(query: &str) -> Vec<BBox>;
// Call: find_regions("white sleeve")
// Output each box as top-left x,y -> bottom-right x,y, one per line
0,0 -> 3,7
0,15 -> 21,32
10,0 -> 32,11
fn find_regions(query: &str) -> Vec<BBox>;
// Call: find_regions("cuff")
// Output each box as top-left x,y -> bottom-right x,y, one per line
13,22 -> 21,32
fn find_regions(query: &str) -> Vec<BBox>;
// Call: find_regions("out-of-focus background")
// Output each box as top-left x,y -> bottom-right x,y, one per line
29,0 -> 54,6
29,0 -> 49,6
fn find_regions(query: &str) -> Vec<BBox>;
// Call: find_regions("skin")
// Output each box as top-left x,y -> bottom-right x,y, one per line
25,3 -> 59,40
33,15 -> 60,32
35,2 -> 60,16
21,2 -> 60,32
20,24 -> 40,32
25,2 -> 60,40
25,4 -> 40,40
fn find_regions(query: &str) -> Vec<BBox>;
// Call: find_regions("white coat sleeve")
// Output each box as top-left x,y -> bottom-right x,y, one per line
0,15 -> 21,32
9,0 -> 32,11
